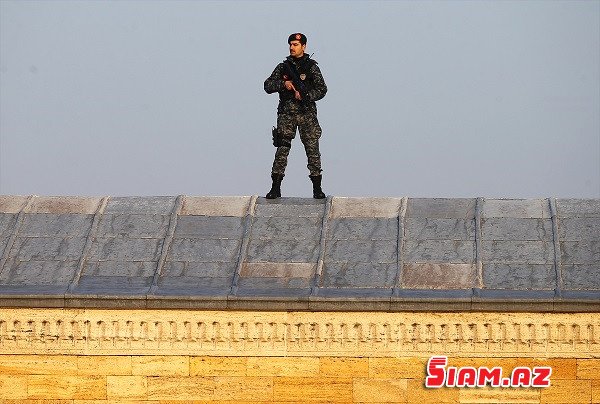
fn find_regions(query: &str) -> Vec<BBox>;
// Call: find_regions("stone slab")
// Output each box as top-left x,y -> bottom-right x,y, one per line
73,275 -> 153,294
83,260 -> 158,277
402,263 -> 476,289
227,295 -> 310,311
0,259 -> 79,285
329,197 -> 402,218
404,218 -> 475,240
162,261 -> 237,277
19,214 -> 93,237
233,287 -> 311,298
562,264 -> 600,290
174,216 -> 245,238
168,238 -> 241,262
237,276 -> 312,289
246,239 -> 320,262
482,218 -> 553,241
254,203 -> 325,218
560,241 -> 600,264
0,237 -> 10,258
326,218 -> 398,240
27,196 -> 102,214
10,237 -> 87,260
0,213 -> 18,235
482,199 -> 551,218
104,196 -> 176,215
557,199 -> 600,217
96,214 -> 171,238
558,218 -> 600,240
403,240 -> 475,263
89,237 -> 163,261
241,262 -> 315,278
181,196 -> 251,216
314,287 -> 393,298
156,276 -> 234,291
321,262 -> 396,288
482,240 -> 554,264
406,198 -> 476,219
251,216 -> 323,239
0,195 -> 29,213
482,263 -> 556,290
325,240 -> 397,263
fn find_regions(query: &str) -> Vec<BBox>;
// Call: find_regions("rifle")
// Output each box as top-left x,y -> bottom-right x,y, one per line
283,60 -> 309,109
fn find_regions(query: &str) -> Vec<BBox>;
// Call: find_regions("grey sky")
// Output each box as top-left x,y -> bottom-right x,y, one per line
1,0 -> 598,198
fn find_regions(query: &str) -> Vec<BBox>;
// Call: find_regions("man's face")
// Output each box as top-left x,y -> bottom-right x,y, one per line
289,40 -> 306,58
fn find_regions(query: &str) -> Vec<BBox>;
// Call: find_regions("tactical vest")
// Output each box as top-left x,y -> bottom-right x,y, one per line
278,56 -> 317,104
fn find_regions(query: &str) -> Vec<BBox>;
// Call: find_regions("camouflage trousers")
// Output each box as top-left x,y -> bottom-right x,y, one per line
271,112 -> 323,177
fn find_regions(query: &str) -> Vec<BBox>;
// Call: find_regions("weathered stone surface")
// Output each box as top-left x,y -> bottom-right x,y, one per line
0,237 -> 10,258
175,216 -> 245,238
83,261 -> 157,277
0,259 -> 79,285
27,196 -> 102,214
330,197 -> 401,218
156,275 -> 233,290
162,261 -> 237,277
0,195 -> 29,213
326,218 -> 397,240
558,218 -> 600,240
407,198 -> 476,219
326,240 -> 397,263
482,218 -> 553,241
321,262 -> 396,287
181,196 -> 251,216
20,214 -> 93,237
482,240 -> 554,263
97,214 -> 171,238
251,216 -> 322,239
168,238 -> 240,262
237,276 -> 311,289
405,218 -> 475,240
90,237 -> 163,261
241,262 -> 315,278
246,239 -> 320,262
0,213 -> 18,235
10,237 -> 87,260
557,198 -> 600,217
560,241 -> 600,264
104,196 -> 176,215
562,264 -> 600,290
403,240 -> 475,263
402,263 -> 476,289
76,275 -> 153,292
254,203 -> 324,218
483,199 -> 551,218
482,263 -> 556,290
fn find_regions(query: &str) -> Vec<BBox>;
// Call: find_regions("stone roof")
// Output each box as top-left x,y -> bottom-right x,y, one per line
0,195 -> 598,311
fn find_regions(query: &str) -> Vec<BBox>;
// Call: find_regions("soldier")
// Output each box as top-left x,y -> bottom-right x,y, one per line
264,33 -> 328,199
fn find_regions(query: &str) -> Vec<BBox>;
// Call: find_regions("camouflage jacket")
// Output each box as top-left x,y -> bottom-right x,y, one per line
264,54 -> 327,114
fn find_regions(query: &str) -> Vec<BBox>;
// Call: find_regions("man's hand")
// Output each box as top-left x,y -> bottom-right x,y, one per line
294,91 -> 302,100
284,80 -> 295,91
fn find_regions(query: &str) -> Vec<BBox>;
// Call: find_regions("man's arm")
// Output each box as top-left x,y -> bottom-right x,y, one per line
264,63 -> 286,94
305,64 -> 327,102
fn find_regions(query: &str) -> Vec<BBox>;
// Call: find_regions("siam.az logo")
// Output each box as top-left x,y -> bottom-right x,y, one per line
425,356 -> 552,388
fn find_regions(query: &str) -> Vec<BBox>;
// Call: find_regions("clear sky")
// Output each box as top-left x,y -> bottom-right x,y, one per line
1,0 -> 599,198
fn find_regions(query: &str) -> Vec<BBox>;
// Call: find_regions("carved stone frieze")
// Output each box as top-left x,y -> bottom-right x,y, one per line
0,309 -> 598,358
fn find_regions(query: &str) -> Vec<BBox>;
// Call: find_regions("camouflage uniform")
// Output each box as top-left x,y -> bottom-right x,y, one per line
264,54 -> 327,176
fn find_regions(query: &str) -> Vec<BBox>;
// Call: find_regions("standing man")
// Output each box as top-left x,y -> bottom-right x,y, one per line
264,33 -> 328,199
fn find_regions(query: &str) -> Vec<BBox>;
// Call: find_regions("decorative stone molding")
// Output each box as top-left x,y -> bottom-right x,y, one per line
0,309 -> 598,358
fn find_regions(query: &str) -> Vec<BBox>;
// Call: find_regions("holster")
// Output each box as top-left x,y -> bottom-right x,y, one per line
272,126 -> 291,148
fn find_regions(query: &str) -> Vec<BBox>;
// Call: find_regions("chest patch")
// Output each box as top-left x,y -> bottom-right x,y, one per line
300,74 -> 306,81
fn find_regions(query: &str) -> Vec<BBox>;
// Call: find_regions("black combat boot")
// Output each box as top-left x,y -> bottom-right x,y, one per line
310,175 -> 326,199
266,174 -> 284,199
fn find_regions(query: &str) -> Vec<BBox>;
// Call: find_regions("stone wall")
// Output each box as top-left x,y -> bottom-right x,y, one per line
0,308 -> 598,403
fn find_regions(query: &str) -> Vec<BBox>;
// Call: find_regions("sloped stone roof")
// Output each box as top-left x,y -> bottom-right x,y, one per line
0,195 -> 598,311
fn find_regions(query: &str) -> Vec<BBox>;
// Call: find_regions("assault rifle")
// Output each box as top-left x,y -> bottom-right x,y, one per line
283,60 -> 309,109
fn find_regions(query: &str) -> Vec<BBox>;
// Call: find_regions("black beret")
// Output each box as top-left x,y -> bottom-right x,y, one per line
288,33 -> 307,45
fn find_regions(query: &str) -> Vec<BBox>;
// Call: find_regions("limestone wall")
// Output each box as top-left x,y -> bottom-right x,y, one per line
0,308 -> 598,403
